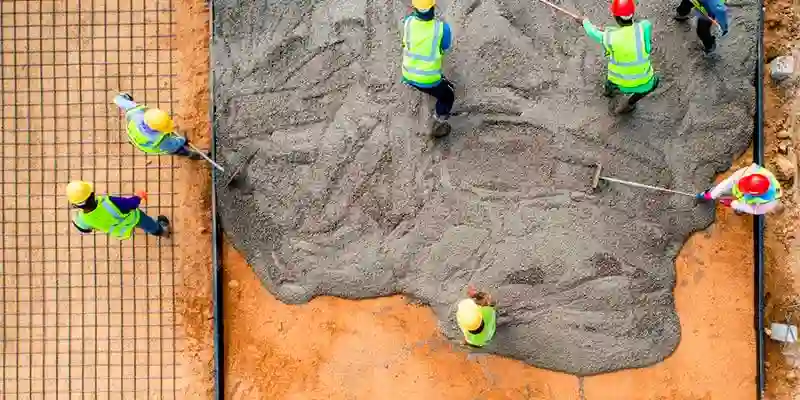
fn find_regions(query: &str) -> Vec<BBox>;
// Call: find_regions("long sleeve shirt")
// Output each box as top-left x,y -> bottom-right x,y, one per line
113,95 -> 187,153
401,10 -> 453,88
73,196 -> 142,233
695,0 -> 729,34
709,163 -> 780,215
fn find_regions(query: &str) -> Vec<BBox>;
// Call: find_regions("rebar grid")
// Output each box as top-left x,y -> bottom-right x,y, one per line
2,0 -> 181,397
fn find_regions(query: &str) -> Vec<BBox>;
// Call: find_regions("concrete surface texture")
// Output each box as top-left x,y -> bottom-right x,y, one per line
212,0 -> 757,374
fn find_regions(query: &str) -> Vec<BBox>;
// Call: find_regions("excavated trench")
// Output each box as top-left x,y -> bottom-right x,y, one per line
211,0 -> 757,374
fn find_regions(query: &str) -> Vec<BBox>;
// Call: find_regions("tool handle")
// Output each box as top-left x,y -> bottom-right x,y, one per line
538,0 -> 582,21
187,142 -> 225,172
600,176 -> 696,197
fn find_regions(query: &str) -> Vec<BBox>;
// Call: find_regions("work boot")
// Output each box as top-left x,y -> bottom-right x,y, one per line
673,13 -> 690,21
431,114 -> 452,138
616,100 -> 637,114
603,82 -> 619,98
156,216 -> 171,238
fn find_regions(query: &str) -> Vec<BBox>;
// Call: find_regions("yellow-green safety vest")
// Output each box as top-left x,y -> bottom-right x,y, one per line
732,167 -> 782,205
402,17 -> 444,85
74,196 -> 141,240
463,306 -> 497,347
126,105 -> 168,154
603,23 -> 655,88
689,0 -> 724,19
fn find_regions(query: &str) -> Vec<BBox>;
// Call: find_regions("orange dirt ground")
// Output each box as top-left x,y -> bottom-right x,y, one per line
174,0 -> 798,399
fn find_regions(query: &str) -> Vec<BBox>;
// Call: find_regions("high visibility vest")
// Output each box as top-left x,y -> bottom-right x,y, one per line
462,306 -> 497,347
402,17 -> 444,85
732,167 -> 782,205
603,23 -> 655,88
74,196 -> 141,240
689,0 -> 724,19
126,105 -> 168,154
690,0 -> 710,16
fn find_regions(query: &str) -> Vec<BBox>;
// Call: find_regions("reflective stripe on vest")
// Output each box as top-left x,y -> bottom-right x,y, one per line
603,23 -> 654,88
463,306 -> 497,347
732,167 -> 782,204
74,196 -> 141,240
402,17 -> 444,84
126,105 -> 168,154
689,0 -> 709,16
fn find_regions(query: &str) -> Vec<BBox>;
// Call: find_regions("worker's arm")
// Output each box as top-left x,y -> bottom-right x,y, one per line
705,0 -> 729,34
581,19 -> 604,45
113,94 -> 138,112
72,215 -> 93,234
730,199 -> 779,215
640,20 -> 653,54
157,135 -> 188,154
440,21 -> 453,53
108,196 -> 142,214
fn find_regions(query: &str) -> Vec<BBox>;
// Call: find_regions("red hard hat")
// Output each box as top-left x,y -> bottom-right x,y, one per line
737,173 -> 771,196
610,0 -> 636,18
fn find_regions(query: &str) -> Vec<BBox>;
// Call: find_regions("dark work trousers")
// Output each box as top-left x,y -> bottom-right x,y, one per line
676,0 -> 716,51
410,78 -> 455,118
626,74 -> 660,107
604,74 -> 661,107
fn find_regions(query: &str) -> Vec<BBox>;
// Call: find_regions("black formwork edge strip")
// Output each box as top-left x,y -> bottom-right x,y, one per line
208,1 -> 224,399
755,0 -> 766,397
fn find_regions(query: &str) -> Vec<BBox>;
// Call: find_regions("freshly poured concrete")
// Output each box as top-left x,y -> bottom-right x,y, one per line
211,0 -> 757,374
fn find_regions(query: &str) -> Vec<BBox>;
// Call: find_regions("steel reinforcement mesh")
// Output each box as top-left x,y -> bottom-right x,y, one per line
1,0 -> 182,397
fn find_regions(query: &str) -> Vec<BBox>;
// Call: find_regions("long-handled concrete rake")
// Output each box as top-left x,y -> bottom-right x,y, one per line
590,163 -> 697,198
179,135 -> 259,188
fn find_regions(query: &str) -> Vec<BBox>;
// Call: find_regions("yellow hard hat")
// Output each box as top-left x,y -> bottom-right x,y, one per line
66,181 -> 94,204
456,298 -> 483,331
143,108 -> 175,132
412,0 -> 435,10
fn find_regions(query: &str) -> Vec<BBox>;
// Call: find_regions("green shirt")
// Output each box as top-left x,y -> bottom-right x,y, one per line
582,19 -> 657,93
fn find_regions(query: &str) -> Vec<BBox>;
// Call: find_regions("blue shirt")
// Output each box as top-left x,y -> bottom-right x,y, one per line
695,0 -> 729,33
401,10 -> 452,88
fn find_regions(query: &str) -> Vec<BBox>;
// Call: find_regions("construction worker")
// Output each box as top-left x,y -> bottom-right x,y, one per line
674,0 -> 729,54
66,181 -> 170,239
402,0 -> 455,137
113,93 -> 204,158
696,163 -> 782,215
456,287 -> 497,347
581,0 -> 659,114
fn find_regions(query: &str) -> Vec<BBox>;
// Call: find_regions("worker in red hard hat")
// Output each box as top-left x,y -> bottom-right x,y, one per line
581,0 -> 660,114
697,163 -> 782,215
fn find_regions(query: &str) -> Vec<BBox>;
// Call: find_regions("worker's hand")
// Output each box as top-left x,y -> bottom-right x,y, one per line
695,191 -> 713,202
135,190 -> 148,201
719,198 -> 733,207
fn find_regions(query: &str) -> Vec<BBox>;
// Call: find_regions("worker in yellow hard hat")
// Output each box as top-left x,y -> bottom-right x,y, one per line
114,92 -> 206,158
456,286 -> 497,347
66,181 -> 170,240
402,0 -> 456,137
